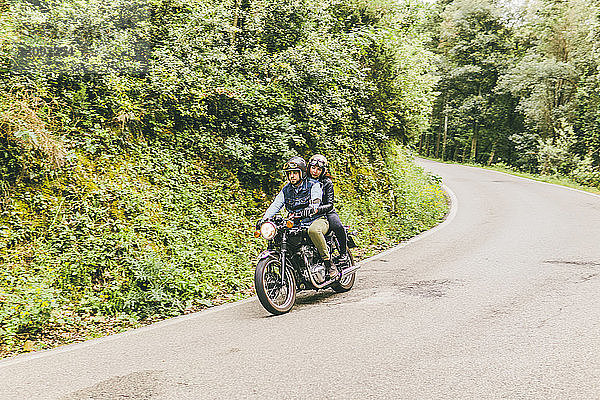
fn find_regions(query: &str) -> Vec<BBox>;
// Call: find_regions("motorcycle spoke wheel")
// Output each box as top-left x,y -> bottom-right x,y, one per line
264,270 -> 287,304
255,258 -> 296,315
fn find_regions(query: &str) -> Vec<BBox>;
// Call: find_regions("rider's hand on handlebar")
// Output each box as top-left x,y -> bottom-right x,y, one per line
300,208 -> 313,219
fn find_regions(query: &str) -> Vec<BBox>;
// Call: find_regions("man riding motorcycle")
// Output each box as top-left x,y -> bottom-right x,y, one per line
258,156 -> 338,279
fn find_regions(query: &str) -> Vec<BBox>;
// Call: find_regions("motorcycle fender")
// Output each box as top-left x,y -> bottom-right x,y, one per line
257,250 -> 278,263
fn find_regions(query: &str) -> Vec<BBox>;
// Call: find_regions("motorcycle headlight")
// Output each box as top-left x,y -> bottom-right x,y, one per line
260,221 -> 277,240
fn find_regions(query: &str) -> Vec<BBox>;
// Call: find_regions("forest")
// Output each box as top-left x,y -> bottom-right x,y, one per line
1,0 -> 598,355
421,0 -> 600,187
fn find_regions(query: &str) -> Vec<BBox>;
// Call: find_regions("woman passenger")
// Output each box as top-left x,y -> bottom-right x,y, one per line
307,154 -> 349,272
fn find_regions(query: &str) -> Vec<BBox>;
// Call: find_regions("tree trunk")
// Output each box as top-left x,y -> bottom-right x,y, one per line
231,0 -> 239,44
470,122 -> 478,162
453,143 -> 460,161
487,140 -> 497,166
442,110 -> 448,161
435,124 -> 441,159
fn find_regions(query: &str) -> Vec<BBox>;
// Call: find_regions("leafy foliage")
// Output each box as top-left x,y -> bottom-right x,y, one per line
421,0 -> 600,189
0,0 -> 447,355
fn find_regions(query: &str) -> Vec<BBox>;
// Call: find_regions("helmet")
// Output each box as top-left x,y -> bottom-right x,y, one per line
283,156 -> 307,180
308,154 -> 328,178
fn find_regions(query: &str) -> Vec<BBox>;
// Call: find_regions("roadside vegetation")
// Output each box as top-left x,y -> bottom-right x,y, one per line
424,156 -> 600,195
0,0 -> 447,356
480,163 -> 600,195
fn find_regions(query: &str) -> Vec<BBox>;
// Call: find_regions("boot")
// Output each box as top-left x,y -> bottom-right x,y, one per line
338,252 -> 349,267
324,259 -> 337,280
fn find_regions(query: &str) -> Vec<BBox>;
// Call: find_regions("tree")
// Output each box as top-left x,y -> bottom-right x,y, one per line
427,0 -> 515,163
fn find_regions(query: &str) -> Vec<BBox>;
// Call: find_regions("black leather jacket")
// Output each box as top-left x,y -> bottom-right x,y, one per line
315,177 -> 335,216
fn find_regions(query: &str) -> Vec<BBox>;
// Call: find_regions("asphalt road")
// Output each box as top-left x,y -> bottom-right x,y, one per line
2,159 -> 600,399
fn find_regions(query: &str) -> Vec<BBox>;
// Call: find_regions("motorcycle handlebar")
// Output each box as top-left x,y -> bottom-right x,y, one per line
258,215 -> 306,232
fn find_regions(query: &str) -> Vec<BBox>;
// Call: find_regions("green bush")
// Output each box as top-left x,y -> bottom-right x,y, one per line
0,0 -> 445,356
336,144 -> 447,253
570,155 -> 600,188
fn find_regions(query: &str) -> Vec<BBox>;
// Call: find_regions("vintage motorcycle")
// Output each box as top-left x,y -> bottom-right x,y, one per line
253,214 -> 359,315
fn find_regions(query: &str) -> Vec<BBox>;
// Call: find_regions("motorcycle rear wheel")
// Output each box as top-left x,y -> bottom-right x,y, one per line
255,257 -> 296,315
331,251 -> 356,293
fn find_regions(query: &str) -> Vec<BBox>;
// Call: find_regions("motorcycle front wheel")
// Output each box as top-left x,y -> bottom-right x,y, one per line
255,257 -> 296,315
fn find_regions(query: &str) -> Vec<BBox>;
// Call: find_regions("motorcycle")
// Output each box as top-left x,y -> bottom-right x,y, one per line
253,214 -> 359,315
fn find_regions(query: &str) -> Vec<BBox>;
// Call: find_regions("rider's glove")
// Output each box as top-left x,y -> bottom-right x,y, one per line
255,220 -> 264,230
300,208 -> 313,219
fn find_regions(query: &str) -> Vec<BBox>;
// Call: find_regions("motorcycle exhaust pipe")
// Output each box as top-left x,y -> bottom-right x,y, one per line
310,263 -> 361,289
340,263 -> 361,277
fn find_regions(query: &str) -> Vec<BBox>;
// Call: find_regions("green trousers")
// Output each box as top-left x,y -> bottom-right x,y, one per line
308,217 -> 330,261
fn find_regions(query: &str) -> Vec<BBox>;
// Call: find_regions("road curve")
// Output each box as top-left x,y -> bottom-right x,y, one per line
1,159 -> 600,399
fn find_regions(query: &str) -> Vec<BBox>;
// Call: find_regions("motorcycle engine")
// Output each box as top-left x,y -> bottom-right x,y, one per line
301,245 -> 326,284
311,263 -> 327,284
